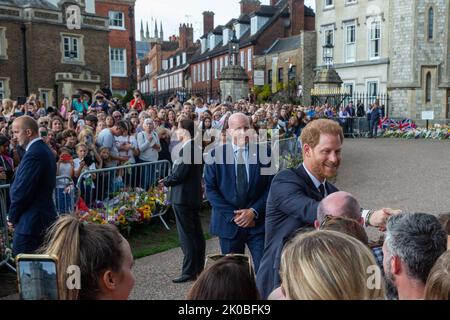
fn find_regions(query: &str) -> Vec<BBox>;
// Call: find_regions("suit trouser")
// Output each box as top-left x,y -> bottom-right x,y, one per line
219,228 -> 264,274
172,204 -> 205,277
13,233 -> 44,257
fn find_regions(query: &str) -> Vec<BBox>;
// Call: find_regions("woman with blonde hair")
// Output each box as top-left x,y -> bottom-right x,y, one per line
78,126 -> 100,161
39,215 -> 135,300
1,98 -> 14,118
280,230 -> 385,300
424,251 -> 450,300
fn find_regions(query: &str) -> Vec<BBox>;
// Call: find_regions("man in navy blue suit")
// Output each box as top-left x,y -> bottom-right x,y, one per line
205,113 -> 273,273
9,116 -> 57,256
257,119 -> 401,299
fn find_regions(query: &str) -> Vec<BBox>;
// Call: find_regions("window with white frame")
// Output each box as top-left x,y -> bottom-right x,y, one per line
223,28 -> 230,46
179,74 -> 183,88
169,58 -> 173,69
369,20 -> 381,59
193,65 -> 196,83
0,80 -> 5,101
176,55 -> 181,66
202,63 -> 205,82
214,59 -> 218,79
343,82 -> 354,96
197,64 -> 201,82
367,80 -> 379,98
240,51 -> 245,68
324,0 -> 334,9
0,27 -> 7,59
162,60 -> 168,70
207,61 -> 210,81
170,76 -> 174,89
219,57 -> 223,72
110,48 -> 126,76
224,56 -> 228,67
182,52 -> 187,64
62,35 -> 82,61
247,48 -> 252,71
345,23 -> 356,63
109,11 -> 124,29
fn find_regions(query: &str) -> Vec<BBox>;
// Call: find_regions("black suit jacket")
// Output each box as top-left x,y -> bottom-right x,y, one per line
256,164 -> 338,299
163,140 -> 203,208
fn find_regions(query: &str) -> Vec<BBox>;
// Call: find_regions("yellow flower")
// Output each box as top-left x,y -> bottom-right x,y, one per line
118,215 -> 127,225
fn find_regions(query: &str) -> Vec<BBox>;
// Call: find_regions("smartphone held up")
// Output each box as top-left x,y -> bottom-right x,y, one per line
16,254 -> 59,300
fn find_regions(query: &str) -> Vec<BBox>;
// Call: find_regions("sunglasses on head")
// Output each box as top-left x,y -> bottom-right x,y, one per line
205,253 -> 254,277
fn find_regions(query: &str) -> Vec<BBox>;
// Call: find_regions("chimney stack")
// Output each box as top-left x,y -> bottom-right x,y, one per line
289,0 -> 305,36
240,0 -> 261,16
203,11 -> 215,35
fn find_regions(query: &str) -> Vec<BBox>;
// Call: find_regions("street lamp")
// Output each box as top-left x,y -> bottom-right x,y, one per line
323,43 -> 334,68
228,28 -> 239,66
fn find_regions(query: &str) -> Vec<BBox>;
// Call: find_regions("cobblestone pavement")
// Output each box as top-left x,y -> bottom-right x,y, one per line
130,138 -> 450,300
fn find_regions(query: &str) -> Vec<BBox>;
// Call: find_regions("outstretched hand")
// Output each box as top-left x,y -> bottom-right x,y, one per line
370,208 -> 402,231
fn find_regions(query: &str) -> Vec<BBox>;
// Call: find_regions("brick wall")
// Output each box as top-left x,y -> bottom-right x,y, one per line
96,0 -> 136,93
0,20 -> 109,102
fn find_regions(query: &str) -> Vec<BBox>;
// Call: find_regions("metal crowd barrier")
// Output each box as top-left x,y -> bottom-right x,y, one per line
328,117 -> 371,138
76,160 -> 172,230
0,184 -> 15,272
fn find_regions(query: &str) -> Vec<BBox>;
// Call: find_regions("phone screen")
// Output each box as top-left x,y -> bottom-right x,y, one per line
16,254 -> 59,300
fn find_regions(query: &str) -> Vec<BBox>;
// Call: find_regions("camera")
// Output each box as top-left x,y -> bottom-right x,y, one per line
16,254 -> 59,300
83,154 -> 94,167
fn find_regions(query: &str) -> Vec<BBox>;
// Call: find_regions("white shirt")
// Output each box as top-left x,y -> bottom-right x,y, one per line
303,163 -> 327,197
26,137 -> 41,152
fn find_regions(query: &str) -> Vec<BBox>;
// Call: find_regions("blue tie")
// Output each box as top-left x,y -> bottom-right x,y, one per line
236,149 -> 248,208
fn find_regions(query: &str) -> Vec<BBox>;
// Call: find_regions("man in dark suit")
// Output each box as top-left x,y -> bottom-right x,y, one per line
257,119 -> 400,299
345,101 -> 356,136
9,116 -> 57,256
161,119 -> 205,283
205,113 -> 273,273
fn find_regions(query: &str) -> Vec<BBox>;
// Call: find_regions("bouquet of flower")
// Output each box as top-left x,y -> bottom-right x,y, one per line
76,185 -> 170,234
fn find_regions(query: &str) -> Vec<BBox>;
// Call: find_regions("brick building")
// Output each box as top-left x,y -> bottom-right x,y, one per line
154,23 -> 199,103
0,0 -> 110,105
189,0 -> 315,102
95,0 -> 136,97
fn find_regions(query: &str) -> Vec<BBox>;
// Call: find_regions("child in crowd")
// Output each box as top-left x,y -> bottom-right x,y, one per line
74,143 -> 96,207
55,147 -> 75,213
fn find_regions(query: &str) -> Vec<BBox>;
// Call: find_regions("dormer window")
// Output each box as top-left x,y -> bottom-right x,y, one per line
250,16 -> 269,36
176,55 -> 181,66
182,52 -> 187,64
201,38 -> 207,53
223,28 -> 230,45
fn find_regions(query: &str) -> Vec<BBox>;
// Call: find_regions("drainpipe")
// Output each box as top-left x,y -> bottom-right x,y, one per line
21,23 -> 29,97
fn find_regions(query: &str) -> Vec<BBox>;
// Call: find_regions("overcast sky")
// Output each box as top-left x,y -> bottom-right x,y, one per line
135,0 -> 316,41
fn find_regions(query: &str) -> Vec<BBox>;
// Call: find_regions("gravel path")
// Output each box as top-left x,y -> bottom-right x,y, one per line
130,138 -> 450,300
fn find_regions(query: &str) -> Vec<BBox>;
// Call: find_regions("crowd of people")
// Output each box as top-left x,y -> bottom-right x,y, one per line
1,90 -> 448,301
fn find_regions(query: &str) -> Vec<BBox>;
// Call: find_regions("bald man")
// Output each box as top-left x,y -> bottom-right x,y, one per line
9,116 -> 57,256
314,191 -> 363,228
205,113 -> 274,273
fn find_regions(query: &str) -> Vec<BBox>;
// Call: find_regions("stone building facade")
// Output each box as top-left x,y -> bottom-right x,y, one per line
314,0 -> 390,105
0,0 -> 110,105
389,0 -> 450,119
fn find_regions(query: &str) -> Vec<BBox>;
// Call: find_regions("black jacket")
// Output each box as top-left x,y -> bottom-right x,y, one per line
163,140 -> 203,207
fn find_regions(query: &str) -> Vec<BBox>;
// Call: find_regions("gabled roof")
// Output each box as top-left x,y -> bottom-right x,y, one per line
251,5 -> 277,18
265,35 -> 301,55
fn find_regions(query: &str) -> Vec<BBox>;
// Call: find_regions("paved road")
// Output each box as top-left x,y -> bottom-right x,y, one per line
130,138 -> 450,300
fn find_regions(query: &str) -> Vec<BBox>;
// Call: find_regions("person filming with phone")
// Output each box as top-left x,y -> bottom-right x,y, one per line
8,116 -> 57,256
